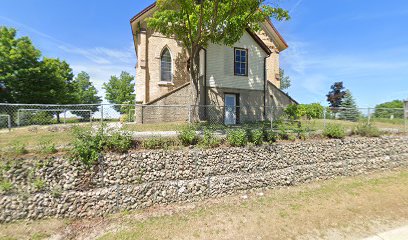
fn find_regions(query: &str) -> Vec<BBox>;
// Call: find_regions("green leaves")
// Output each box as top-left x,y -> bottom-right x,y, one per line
103,71 -> 135,113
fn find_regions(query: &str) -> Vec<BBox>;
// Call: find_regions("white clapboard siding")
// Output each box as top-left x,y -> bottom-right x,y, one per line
206,32 -> 268,90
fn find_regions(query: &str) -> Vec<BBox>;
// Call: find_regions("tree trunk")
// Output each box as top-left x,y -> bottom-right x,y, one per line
56,113 -> 60,124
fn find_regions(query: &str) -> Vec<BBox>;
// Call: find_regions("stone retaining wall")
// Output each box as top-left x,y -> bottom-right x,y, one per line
1,136 -> 408,222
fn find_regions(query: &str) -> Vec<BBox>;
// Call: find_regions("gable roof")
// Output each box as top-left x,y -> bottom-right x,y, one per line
130,1 -> 288,52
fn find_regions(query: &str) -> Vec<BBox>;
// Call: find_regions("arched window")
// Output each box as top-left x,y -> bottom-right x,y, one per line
161,48 -> 172,82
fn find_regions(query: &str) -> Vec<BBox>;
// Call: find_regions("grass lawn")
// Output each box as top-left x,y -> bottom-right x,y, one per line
1,169 -> 407,240
0,127 -> 74,152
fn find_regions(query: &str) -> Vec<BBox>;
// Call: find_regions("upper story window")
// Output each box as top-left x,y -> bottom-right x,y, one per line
161,47 -> 172,82
234,48 -> 248,76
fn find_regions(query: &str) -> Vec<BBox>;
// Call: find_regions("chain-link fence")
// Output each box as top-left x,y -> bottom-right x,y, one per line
0,103 -> 407,134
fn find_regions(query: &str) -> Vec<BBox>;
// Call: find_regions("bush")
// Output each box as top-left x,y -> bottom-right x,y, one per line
264,129 -> 277,143
200,129 -> 221,148
105,131 -> 133,152
284,103 -> 324,120
0,180 -> 13,193
142,137 -> 177,150
71,125 -> 133,167
277,125 -> 289,140
227,129 -> 248,147
11,142 -> 28,155
39,140 -> 57,154
178,126 -> 198,146
323,124 -> 346,139
250,129 -> 264,146
353,123 -> 382,137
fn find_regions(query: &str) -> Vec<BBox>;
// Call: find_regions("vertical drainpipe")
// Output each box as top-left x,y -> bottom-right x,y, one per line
263,57 -> 267,120
203,48 -> 208,120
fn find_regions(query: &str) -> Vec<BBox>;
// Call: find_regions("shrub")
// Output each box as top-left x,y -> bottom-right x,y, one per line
71,125 -> 133,167
200,129 -> 221,148
105,131 -> 133,152
264,129 -> 277,143
227,129 -> 248,147
178,126 -> 199,146
353,123 -> 382,137
11,142 -> 28,155
0,180 -> 13,193
33,178 -> 46,191
323,124 -> 346,139
120,114 -> 131,123
39,140 -> 58,154
284,103 -> 324,120
250,129 -> 264,146
277,125 -> 289,140
142,137 -> 177,150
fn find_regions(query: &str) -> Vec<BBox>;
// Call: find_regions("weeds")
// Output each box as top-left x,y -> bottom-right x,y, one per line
227,129 -> 248,147
324,124 -> 346,139
178,126 -> 199,146
0,180 -> 13,193
199,129 -> 221,148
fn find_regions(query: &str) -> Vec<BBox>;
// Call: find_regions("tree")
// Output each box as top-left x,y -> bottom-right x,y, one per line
146,0 -> 290,109
0,27 -> 75,104
374,100 -> 404,119
279,68 -> 291,91
338,90 -> 360,121
71,71 -> 102,120
0,26 -> 42,103
103,71 -> 135,113
326,82 -> 346,108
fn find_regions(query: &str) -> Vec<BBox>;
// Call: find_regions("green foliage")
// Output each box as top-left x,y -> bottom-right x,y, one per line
374,100 -> 404,119
31,111 -> 54,125
279,68 -> 291,91
353,123 -> 382,137
142,137 -> 178,150
264,129 -> 277,143
147,0 -> 289,104
11,142 -> 28,155
284,103 -> 324,120
178,126 -> 199,146
103,72 -> 135,113
71,125 -> 133,167
199,129 -> 221,148
39,140 -> 58,154
33,178 -> 46,191
105,131 -> 133,153
338,90 -> 360,122
51,186 -> 63,198
71,71 -> 102,119
227,129 -> 248,147
323,124 -> 346,139
277,125 -> 289,140
0,180 -> 13,193
249,129 -> 264,146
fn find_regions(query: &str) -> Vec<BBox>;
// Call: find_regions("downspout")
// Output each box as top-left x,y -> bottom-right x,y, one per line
263,57 -> 267,120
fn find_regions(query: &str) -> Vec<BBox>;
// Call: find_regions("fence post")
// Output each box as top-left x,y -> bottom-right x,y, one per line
270,107 -> 273,130
63,110 -> 67,125
100,104 -> 104,124
17,110 -> 20,127
323,108 -> 327,129
404,99 -> 408,133
367,108 -> 371,125
7,115 -> 11,132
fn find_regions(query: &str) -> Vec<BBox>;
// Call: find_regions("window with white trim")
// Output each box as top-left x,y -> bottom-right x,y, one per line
234,48 -> 247,76
161,48 -> 172,82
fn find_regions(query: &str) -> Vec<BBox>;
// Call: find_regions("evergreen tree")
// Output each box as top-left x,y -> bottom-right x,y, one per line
338,90 -> 360,121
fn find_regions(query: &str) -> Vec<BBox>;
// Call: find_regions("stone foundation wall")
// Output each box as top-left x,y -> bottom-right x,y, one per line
1,136 -> 408,222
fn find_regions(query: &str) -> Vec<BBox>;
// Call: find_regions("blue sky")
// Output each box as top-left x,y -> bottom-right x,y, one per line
1,0 -> 408,107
